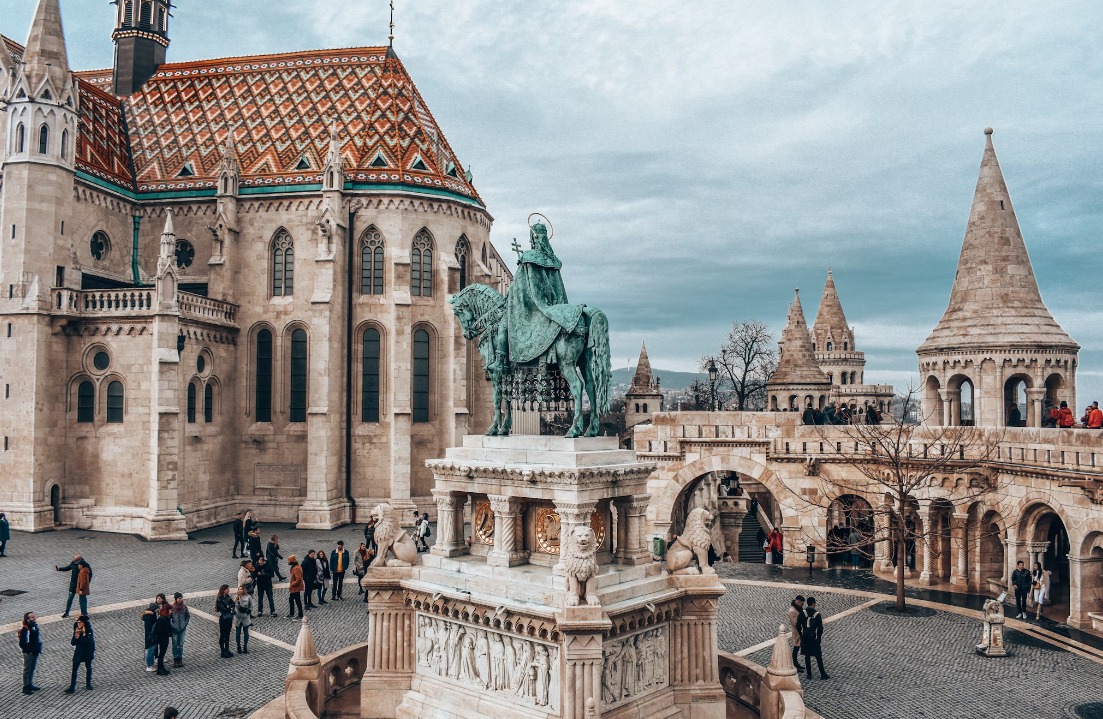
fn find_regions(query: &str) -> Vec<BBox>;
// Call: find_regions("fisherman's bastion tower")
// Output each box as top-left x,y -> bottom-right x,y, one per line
0,0 -> 511,538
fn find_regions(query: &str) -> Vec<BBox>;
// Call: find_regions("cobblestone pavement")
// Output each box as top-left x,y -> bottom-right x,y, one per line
1,527 -> 1101,719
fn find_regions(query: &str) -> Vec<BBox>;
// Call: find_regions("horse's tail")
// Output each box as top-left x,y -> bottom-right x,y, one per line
585,308 -> 612,416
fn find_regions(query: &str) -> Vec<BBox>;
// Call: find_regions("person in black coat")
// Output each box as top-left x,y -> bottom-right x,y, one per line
302,550 -> 318,609
254,557 -> 276,616
231,512 -> 245,559
363,517 -> 377,554
142,593 -> 167,671
246,528 -> 263,564
152,605 -> 173,675
215,584 -> 235,658
265,535 -> 286,581
55,554 -> 92,618
19,612 -> 43,695
65,615 -> 95,693
796,597 -> 829,680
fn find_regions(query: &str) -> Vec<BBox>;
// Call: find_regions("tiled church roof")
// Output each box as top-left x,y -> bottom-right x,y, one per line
76,47 -> 480,201
5,34 -> 480,202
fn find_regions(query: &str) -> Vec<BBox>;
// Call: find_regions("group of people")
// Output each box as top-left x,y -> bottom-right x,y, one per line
20,555 -> 99,696
802,401 -> 883,426
762,528 -> 785,564
1012,398 -> 1103,428
1010,560 -> 1052,621
788,594 -> 829,680
826,524 -> 865,568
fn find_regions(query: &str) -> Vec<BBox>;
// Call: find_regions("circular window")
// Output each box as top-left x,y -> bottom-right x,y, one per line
90,231 -> 110,261
196,355 -> 206,373
175,239 -> 195,269
92,351 -> 110,371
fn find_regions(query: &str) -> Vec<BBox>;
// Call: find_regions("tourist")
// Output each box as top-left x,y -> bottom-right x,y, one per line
354,542 -> 369,597
1011,560 -> 1032,619
420,512 -> 432,551
56,553 -> 92,617
19,611 -> 42,695
231,511 -> 245,559
1007,403 -> 1021,427
255,556 -> 276,616
287,554 -> 305,620
1032,561 -> 1050,621
65,615 -> 96,693
169,592 -> 190,668
141,594 -> 167,671
151,605 -> 173,675
363,515 -> 377,554
801,402 -> 817,426
234,585 -> 253,654
797,597 -> 828,680
315,548 -> 330,605
216,585 -> 235,657
770,529 -> 785,565
848,526 -> 863,568
763,529 -> 773,564
242,510 -> 257,538
1090,402 -> 1103,429
247,527 -> 263,563
302,550 -> 318,609
822,403 -> 837,425
1057,401 -> 1076,428
237,559 -> 255,594
866,404 -> 881,425
788,596 -> 805,673
266,534 -> 286,581
0,511 -> 10,556
164,708 -> 179,719
1042,400 -> 1057,428
330,541 -> 351,600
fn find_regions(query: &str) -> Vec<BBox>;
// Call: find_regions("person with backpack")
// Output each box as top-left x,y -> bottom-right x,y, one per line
19,611 -> 43,695
215,585 -> 235,658
1057,400 -> 1076,428
419,512 -> 432,552
797,596 -> 829,680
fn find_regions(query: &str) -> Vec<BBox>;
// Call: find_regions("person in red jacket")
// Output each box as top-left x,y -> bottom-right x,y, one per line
1057,401 -> 1075,428
1089,402 -> 1103,429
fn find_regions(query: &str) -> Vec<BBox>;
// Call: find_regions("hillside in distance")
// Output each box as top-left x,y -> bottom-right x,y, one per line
611,366 -> 704,392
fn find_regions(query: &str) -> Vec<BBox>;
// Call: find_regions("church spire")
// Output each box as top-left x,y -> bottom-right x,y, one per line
769,289 -> 831,386
812,268 -> 850,340
22,0 -> 71,97
630,342 -> 655,390
919,128 -> 1077,352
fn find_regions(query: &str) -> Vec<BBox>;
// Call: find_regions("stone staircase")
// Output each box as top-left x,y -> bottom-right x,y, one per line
738,511 -> 765,563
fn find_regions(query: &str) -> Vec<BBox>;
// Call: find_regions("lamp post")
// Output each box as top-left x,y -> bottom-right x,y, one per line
707,359 -> 718,411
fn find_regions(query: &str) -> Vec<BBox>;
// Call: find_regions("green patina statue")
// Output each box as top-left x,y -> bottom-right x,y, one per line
450,218 -> 611,438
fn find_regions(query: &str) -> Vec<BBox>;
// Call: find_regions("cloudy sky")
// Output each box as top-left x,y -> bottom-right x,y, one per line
7,1 -> 1103,399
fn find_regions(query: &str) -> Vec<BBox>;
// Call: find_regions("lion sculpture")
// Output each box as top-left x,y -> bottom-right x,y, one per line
563,525 -> 600,606
369,502 -> 420,568
665,508 -> 716,575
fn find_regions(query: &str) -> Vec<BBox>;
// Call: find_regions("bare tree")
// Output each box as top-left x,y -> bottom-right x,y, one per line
701,320 -> 777,411
685,379 -> 711,410
799,386 -> 1009,611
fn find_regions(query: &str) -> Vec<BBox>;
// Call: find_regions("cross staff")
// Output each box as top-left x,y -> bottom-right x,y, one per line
511,238 -> 523,256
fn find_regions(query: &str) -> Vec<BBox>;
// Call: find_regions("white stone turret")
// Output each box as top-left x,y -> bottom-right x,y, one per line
625,341 -> 663,430
767,289 -> 832,412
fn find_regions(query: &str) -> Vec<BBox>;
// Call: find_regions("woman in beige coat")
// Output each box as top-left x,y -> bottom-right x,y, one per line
788,595 -> 805,672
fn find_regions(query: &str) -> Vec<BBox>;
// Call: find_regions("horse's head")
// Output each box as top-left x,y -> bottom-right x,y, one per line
450,284 -> 505,340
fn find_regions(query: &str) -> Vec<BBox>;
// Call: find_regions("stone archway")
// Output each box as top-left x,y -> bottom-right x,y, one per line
1068,528 -> 1103,629
1017,499 -> 1073,609
826,495 -> 874,568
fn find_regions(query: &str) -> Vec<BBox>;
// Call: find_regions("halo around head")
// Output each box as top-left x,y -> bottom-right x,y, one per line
527,213 -> 554,240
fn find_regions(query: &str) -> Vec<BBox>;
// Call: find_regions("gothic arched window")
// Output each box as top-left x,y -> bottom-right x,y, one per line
481,244 -> 488,267
123,1 -> 133,25
157,6 -> 166,30
60,130 -> 68,160
360,227 -> 385,295
15,124 -> 25,153
186,382 -> 197,423
38,124 -> 48,154
410,231 -> 433,297
255,329 -> 273,422
77,381 -> 95,423
271,231 -> 294,296
412,328 -> 430,422
204,383 -> 214,423
455,236 -> 469,290
139,1 -> 152,27
289,329 -> 308,423
362,328 -> 381,422
826,342 -> 833,351
106,381 -> 125,423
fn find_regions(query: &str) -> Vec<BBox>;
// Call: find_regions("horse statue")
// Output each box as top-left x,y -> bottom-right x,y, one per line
450,283 -> 611,437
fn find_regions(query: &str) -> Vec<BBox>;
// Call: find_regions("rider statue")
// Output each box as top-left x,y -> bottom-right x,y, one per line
488,222 -> 583,373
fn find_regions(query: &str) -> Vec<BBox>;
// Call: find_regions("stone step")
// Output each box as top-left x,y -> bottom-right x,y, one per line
462,434 -> 620,451
445,446 -> 639,468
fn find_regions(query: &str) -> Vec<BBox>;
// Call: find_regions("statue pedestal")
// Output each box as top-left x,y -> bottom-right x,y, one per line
360,435 -> 726,719
975,599 -> 1008,657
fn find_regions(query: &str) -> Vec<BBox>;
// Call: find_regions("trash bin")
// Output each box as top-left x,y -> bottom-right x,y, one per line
652,537 -> 666,559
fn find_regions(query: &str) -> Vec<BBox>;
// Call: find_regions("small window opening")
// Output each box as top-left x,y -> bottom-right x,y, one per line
177,163 -> 195,177
410,155 -> 428,171
369,152 -> 389,168
294,156 -> 311,170
999,200 -> 1005,210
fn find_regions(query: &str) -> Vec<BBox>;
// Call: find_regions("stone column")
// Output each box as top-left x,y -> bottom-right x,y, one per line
874,505 -> 893,572
669,574 -> 726,719
716,497 -> 747,562
1026,541 -> 1050,569
557,607 -> 610,719
1066,553 -> 1103,629
1004,532 -> 1024,588
939,390 -> 953,427
486,494 -> 527,567
361,571 -> 415,718
429,489 -> 467,558
1026,388 -> 1046,428
554,499 -> 597,575
918,499 -> 935,583
950,513 -> 968,587
613,494 -> 652,565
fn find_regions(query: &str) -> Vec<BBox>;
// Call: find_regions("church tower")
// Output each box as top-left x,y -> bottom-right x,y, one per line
111,0 -> 172,96
917,128 -> 1079,427
624,342 -> 664,430
811,268 -> 863,386
766,290 -> 832,412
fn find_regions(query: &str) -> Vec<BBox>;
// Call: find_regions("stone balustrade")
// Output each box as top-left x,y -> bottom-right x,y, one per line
50,288 -> 238,328
264,642 -> 368,719
718,651 -> 822,719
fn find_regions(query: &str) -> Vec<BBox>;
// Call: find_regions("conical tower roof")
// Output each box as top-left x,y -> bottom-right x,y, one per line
22,0 -> 70,94
812,268 -> 850,339
630,342 -> 655,391
769,290 -> 831,386
919,129 -> 1078,353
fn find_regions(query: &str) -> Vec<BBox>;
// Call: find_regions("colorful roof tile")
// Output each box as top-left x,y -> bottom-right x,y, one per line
73,46 -> 480,202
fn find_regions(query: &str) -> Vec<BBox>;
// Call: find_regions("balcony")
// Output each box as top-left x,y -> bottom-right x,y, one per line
51,288 -> 238,329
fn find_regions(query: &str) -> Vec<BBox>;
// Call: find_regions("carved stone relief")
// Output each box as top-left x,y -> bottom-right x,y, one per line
534,506 -> 607,554
415,614 -> 560,712
473,500 -> 494,544
601,626 -> 668,709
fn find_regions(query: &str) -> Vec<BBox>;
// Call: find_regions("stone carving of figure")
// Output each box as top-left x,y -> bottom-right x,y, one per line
513,639 -> 534,696
503,636 -> 518,690
434,620 -> 448,677
489,633 -> 507,690
534,645 -> 551,706
448,625 -> 464,680
417,617 -> 434,667
460,630 -> 479,684
474,630 -> 491,689
619,636 -> 639,698
602,642 -> 622,705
